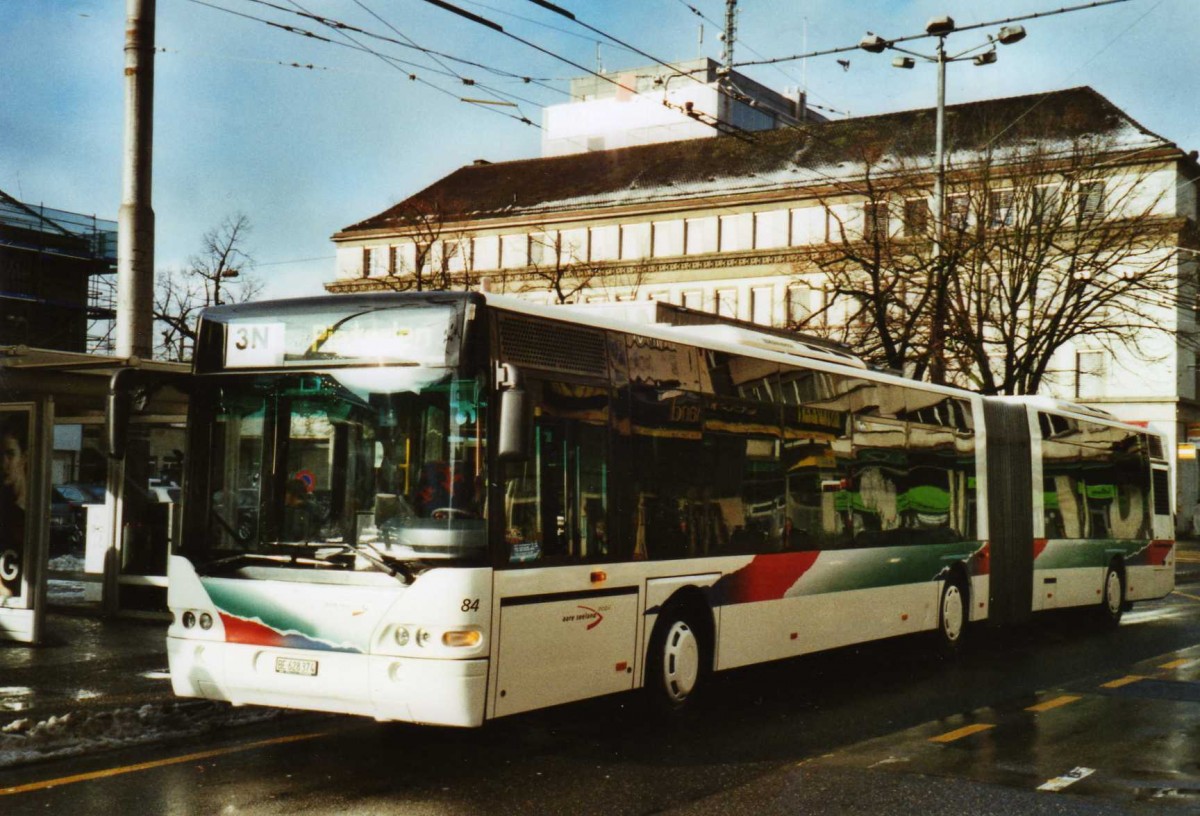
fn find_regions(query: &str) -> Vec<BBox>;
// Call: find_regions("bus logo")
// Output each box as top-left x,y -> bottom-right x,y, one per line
562,605 -> 604,630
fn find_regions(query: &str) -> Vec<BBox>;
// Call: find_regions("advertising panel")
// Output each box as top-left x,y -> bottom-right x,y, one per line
0,406 -> 32,607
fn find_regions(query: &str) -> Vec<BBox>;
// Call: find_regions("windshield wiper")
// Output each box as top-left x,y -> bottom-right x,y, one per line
274,540 -> 413,584
351,540 -> 416,583
198,551 -> 330,574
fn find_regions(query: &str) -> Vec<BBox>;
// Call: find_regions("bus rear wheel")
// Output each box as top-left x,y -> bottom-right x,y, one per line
1097,563 -> 1125,629
937,576 -> 968,653
646,607 -> 706,712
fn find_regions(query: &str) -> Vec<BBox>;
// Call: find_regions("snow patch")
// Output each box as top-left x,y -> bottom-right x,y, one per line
0,702 -> 285,769
48,555 -> 86,572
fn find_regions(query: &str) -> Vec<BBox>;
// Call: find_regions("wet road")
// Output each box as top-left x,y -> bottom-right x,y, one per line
3,587 -> 1200,815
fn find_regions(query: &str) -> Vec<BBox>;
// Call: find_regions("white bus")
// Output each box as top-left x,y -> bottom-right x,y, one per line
113,291 -> 1174,727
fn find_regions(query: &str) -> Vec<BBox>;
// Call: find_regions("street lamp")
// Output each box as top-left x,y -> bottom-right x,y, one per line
858,15 -> 1026,382
214,267 -> 239,306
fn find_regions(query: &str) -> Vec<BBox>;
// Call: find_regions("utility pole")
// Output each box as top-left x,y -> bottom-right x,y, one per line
720,0 -> 737,74
117,0 -> 156,359
929,33 -> 948,384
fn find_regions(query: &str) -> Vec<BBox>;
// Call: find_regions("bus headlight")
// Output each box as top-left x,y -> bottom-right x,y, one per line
199,613 -> 214,630
182,611 -> 196,629
394,626 -> 411,647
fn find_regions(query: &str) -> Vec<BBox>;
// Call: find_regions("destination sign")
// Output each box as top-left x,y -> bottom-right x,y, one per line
219,305 -> 458,370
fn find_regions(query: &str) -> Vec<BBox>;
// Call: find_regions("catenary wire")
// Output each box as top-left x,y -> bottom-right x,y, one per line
238,0 -> 565,97
184,0 -> 542,125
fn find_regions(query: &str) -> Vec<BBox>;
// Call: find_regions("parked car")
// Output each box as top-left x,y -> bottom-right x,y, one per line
62,482 -> 107,503
50,485 -> 93,556
147,479 -> 181,503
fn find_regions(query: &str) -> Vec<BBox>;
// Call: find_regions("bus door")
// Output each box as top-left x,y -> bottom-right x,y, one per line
491,380 -> 637,718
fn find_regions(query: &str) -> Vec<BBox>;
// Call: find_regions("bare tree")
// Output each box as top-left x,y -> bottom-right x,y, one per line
789,137 -> 1187,394
155,213 -> 262,361
517,229 -> 651,304
370,197 -> 478,292
520,230 -> 594,304
792,148 -> 942,377
942,137 -> 1183,394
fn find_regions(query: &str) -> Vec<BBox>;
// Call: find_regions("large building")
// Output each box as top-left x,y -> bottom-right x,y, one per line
327,86 -> 1200,527
0,190 -> 117,354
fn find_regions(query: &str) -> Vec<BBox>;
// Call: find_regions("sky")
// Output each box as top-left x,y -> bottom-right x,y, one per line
3,0 -> 1198,300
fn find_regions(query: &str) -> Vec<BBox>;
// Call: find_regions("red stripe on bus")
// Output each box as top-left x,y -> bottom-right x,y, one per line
219,613 -> 284,647
715,552 -> 820,605
1147,540 -> 1174,566
973,541 -> 991,576
1033,539 -> 1049,561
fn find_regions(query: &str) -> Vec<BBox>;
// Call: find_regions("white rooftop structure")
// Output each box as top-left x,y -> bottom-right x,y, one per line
541,57 -> 826,157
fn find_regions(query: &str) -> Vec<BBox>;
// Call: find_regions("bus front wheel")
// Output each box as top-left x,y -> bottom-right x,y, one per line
646,607 -> 706,712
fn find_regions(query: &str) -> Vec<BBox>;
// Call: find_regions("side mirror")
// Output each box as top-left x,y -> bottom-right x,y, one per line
107,367 -> 193,459
497,364 -> 530,462
498,388 -> 530,461
106,368 -> 139,460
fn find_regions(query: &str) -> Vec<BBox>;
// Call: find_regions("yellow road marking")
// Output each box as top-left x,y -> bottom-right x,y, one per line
1100,675 -> 1146,689
1173,590 -> 1200,602
1158,659 -> 1192,670
1026,695 -> 1081,712
929,723 -> 994,743
1,731 -> 327,796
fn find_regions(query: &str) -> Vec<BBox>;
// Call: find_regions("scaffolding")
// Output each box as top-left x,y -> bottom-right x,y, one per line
0,191 -> 118,354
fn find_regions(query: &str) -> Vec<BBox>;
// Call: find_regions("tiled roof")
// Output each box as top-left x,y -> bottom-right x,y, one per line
339,86 -> 1174,235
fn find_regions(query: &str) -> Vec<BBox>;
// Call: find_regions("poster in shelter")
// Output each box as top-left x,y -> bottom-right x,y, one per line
0,407 -> 32,606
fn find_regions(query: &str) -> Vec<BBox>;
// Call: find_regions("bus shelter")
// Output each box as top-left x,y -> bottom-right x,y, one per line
0,346 -> 188,643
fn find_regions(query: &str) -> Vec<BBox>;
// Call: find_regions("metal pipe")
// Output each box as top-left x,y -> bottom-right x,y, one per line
116,0 -> 156,359
929,35 -> 948,384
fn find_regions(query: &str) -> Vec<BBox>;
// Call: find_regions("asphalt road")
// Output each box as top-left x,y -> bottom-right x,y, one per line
3,585 -> 1200,815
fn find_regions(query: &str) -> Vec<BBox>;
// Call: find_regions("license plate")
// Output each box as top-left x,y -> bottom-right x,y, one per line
275,657 -> 318,676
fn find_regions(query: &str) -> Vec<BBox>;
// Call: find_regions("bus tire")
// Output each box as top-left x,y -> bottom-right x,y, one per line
1097,562 -> 1125,629
646,605 -> 707,713
937,574 -> 968,653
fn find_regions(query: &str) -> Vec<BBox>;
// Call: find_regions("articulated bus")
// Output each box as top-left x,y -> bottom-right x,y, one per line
123,291 -> 1174,727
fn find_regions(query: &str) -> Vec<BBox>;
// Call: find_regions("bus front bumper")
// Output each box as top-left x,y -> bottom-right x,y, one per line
167,637 -> 488,727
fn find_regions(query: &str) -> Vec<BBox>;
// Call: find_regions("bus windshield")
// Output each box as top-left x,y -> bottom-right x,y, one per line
186,366 -> 487,576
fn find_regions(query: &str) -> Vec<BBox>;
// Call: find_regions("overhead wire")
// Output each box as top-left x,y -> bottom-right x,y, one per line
334,0 -> 550,111
282,0 -> 541,124
155,44 -> 333,71
459,0 -> 639,55
239,0 -> 564,101
184,0 -> 544,125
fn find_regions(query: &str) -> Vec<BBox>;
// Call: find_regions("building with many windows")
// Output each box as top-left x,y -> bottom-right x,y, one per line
327,87 -> 1200,527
